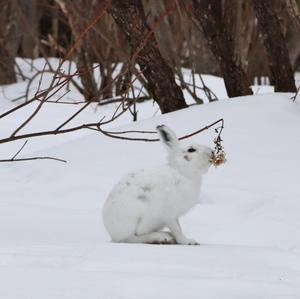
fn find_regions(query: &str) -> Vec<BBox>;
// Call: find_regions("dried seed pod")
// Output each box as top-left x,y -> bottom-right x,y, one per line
211,125 -> 226,167
211,152 -> 226,167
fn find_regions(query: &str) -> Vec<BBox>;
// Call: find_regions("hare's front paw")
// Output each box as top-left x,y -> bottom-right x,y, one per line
151,232 -> 176,244
177,237 -> 199,246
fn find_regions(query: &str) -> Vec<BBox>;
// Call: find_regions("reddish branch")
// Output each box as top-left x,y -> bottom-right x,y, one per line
1,0 -> 183,136
0,1 -> 224,163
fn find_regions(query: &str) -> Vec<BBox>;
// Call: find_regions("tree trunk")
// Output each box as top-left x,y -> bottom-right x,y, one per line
55,0 -> 98,101
17,0 -> 38,58
192,0 -> 253,98
99,59 -> 113,100
252,0 -> 297,92
0,1 -> 18,84
109,0 -> 187,113
268,0 -> 300,71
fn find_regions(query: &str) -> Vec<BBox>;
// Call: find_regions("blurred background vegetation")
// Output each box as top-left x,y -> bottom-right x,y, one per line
1,0 -> 300,113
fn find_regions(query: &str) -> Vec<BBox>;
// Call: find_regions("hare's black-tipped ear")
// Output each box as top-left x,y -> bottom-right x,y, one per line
156,125 -> 180,151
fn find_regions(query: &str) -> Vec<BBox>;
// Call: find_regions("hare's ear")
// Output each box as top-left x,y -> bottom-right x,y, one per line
156,125 -> 180,152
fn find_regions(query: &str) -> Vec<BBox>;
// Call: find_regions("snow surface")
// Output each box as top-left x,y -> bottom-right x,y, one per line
1,59 -> 300,298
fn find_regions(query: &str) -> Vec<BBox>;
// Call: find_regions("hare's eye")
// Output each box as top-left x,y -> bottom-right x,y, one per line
187,147 -> 196,153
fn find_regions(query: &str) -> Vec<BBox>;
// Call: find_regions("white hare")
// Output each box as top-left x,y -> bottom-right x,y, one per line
102,125 -> 213,245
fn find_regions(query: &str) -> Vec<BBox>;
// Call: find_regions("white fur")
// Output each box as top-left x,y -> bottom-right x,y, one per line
102,125 -> 213,245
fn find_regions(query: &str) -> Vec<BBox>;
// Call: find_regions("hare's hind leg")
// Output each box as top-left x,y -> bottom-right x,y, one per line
124,231 -> 176,244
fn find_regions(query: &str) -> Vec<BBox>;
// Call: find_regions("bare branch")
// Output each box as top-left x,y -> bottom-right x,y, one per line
0,139 -> 67,164
0,157 -> 67,163
98,118 -> 224,142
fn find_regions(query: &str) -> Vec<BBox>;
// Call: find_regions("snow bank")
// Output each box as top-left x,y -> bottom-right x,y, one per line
0,62 -> 300,298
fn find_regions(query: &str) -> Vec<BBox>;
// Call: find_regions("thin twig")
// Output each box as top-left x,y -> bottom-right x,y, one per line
1,139 -> 67,163
198,74 -> 218,102
55,101 -> 92,131
0,157 -> 67,163
12,140 -> 28,160
0,98 -> 35,119
34,63 -> 47,99
11,95 -> 27,102
291,86 -> 300,102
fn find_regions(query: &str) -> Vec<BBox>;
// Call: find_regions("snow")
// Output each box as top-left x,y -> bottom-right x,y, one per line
1,59 -> 300,298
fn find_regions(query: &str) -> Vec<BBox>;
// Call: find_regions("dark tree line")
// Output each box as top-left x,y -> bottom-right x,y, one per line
252,0 -> 297,92
0,0 -> 299,113
192,0 -> 253,97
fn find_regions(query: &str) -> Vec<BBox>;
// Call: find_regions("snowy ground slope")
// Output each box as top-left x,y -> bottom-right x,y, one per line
1,73 -> 300,297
